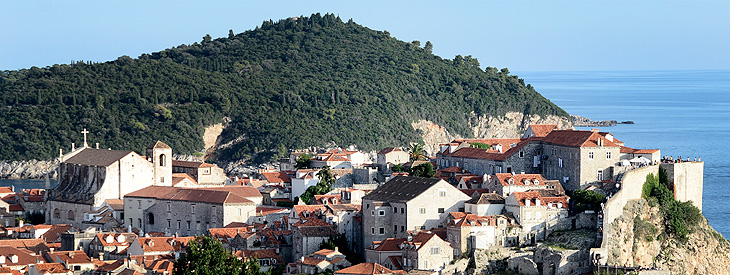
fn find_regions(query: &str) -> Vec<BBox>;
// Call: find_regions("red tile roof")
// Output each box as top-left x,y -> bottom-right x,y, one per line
494,173 -> 547,186
293,205 -> 327,218
172,173 -> 198,186
47,250 -> 92,265
444,138 -> 533,161
96,233 -> 134,246
261,171 -> 292,184
135,236 -> 195,253
370,238 -> 406,252
171,160 -> 205,169
203,186 -> 263,198
125,186 -> 254,204
335,262 -> 394,275
540,130 -> 620,148
528,124 -> 558,137
40,225 -> 73,243
378,147 -> 403,155
236,249 -> 283,263
30,263 -> 70,274
298,256 -> 325,266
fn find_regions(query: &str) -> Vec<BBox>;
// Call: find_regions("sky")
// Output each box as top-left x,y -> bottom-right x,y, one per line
1,0 -> 729,72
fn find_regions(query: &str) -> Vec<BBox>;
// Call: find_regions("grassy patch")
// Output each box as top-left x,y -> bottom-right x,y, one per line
633,215 -> 658,242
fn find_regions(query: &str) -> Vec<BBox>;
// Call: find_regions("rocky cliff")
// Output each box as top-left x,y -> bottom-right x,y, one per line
0,160 -> 58,179
605,199 -> 730,274
412,112 -> 572,155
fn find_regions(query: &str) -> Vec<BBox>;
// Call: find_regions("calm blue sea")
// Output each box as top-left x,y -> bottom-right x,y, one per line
518,70 -> 730,238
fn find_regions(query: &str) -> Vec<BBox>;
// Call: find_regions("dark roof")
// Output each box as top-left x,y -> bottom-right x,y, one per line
295,225 -> 336,237
466,193 -> 505,204
172,160 -> 204,169
64,148 -> 134,167
377,147 -> 403,155
125,186 -> 253,204
148,141 -> 171,149
362,176 -> 443,202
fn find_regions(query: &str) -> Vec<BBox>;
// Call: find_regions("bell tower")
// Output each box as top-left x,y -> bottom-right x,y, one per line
146,141 -> 173,186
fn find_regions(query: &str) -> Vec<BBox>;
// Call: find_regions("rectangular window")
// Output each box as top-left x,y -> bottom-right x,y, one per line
419,208 -> 426,214
519,151 -> 525,158
606,151 -> 612,159
589,152 -> 594,159
167,220 -> 171,228
431,247 -> 440,255
598,170 -> 604,181
177,220 -> 181,229
238,208 -> 242,216
138,200 -> 141,209
401,208 -> 404,214
379,228 -> 385,235
438,189 -> 446,197
191,204 -> 196,214
559,158 -> 563,168
401,226 -> 405,232
393,207 -> 397,213
167,203 -> 171,212
187,221 -> 191,229
371,210 -> 375,216
536,212 -> 542,220
378,210 -> 385,216
394,225 -> 398,232
371,227 -> 375,234
438,208 -> 445,214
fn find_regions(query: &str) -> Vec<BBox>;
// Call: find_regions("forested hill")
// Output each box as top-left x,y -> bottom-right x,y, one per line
0,13 -> 568,162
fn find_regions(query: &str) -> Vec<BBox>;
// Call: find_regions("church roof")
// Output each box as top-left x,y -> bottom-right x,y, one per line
148,141 -> 171,149
362,176 -> 443,202
64,148 -> 135,167
125,186 -> 254,204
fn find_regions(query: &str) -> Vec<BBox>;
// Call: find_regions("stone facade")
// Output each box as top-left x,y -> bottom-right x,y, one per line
361,177 -> 470,251
661,162 -> 703,211
402,232 -> 453,271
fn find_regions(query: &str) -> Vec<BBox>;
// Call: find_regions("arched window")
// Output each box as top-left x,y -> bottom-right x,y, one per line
148,213 -> 155,225
67,210 -> 75,221
159,154 -> 166,166
53,209 -> 60,219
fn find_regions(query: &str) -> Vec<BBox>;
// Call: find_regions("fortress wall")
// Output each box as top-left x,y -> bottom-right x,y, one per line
660,162 -> 704,211
602,165 -> 659,234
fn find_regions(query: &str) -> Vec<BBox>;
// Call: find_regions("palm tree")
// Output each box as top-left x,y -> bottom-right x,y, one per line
409,143 -> 426,162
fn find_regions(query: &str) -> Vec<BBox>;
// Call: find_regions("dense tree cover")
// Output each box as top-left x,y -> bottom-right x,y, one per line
642,170 -> 702,242
0,13 -> 568,162
410,162 -> 435,178
174,236 -> 273,275
568,189 -> 606,213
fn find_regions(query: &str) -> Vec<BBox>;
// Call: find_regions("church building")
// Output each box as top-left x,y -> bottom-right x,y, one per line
46,135 -> 174,227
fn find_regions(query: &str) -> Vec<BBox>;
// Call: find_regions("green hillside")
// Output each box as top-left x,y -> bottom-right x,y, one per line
0,13 -> 567,162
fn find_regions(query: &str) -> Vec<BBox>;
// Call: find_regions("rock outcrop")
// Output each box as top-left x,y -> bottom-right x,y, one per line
412,112 -> 572,156
605,199 -> 730,274
0,160 -> 58,179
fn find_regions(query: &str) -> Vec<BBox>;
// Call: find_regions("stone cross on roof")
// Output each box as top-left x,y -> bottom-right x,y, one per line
81,128 -> 89,148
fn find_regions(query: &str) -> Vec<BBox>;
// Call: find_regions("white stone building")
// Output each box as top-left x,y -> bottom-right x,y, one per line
361,176 -> 469,251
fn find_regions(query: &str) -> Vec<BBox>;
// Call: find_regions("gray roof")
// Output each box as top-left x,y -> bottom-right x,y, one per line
65,148 -> 134,167
466,193 -> 505,204
148,140 -> 171,149
362,176 -> 443,202
295,225 -> 336,237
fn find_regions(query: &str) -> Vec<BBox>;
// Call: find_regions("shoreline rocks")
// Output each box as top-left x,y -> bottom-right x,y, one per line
0,160 -> 58,179
572,115 -> 634,127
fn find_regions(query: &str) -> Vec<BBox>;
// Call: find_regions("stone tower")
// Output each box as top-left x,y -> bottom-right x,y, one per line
147,141 -> 173,186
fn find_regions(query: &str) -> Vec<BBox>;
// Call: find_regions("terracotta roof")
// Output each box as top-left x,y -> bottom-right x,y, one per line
362,176 -> 444,202
541,130 -> 620,148
93,259 -> 125,272
438,166 -> 470,173
125,186 -> 253,204
261,171 -> 291,184
313,248 -> 337,256
135,236 -> 194,253
172,173 -> 198,186
236,249 -> 283,263
146,259 -> 175,274
335,262 -> 394,275
47,250 -> 92,265
96,233 -> 135,246
64,148 -> 134,167
148,141 -> 171,149
621,146 -> 659,154
459,188 -> 491,197
449,213 -> 498,227
494,173 -> 547,186
256,207 -> 288,216
511,191 -> 570,209
0,187 -> 12,194
8,204 -> 23,212
30,263 -> 70,274
443,138 -> 532,161
370,238 -> 406,251
40,224 -> 72,243
208,227 -> 250,242
0,239 -> 48,254
293,205 -> 327,218
0,246 -> 42,266
118,268 -> 144,275
293,218 -> 331,227
456,174 -> 483,185
298,256 -> 325,266
378,147 -> 403,155
203,186 -> 263,198
528,124 -> 558,137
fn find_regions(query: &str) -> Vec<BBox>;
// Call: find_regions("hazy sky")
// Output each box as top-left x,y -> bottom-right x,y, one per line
2,0 -> 729,72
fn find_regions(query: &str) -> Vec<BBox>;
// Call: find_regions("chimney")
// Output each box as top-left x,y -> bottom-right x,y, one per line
591,128 -> 599,133
49,248 -> 54,253
96,143 -> 99,149
69,251 -> 75,258
72,143 -> 75,151
334,247 -> 339,253
18,220 -> 23,228
98,252 -> 104,261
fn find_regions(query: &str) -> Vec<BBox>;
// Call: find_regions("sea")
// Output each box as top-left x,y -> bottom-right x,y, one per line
518,70 -> 730,239
0,70 -> 728,238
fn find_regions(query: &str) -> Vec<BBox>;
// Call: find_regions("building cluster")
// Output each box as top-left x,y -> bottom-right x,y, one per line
0,124 -> 671,274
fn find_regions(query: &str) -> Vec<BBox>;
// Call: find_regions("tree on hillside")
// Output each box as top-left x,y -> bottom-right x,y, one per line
424,41 -> 433,54
295,154 -> 312,169
410,162 -> 435,178
409,143 -> 426,162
